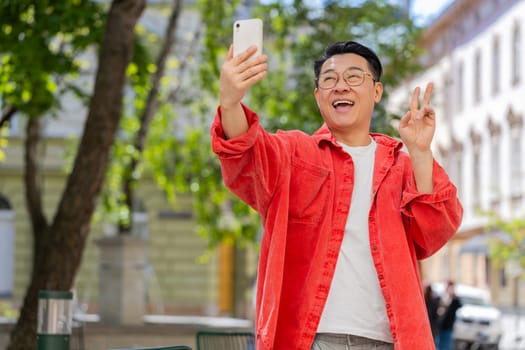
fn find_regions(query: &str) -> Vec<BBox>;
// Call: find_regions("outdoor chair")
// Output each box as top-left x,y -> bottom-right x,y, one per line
109,346 -> 191,350
196,330 -> 255,350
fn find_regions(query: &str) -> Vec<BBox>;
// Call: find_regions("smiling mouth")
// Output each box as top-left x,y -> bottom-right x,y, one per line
332,100 -> 354,110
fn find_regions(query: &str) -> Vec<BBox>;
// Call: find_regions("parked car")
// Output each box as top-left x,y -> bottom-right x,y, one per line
432,282 -> 502,350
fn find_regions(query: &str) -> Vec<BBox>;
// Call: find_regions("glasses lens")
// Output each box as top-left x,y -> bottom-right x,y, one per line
318,69 -> 368,89
318,72 -> 338,89
344,69 -> 364,86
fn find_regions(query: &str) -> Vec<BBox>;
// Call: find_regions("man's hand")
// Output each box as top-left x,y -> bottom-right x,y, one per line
398,83 -> 436,155
398,83 -> 436,193
219,45 -> 268,111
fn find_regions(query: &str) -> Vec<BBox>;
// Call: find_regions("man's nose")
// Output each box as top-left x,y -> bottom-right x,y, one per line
333,78 -> 350,91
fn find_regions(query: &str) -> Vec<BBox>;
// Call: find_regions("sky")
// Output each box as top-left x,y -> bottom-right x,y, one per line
410,0 -> 455,26
299,0 -> 457,27
144,0 -> 457,40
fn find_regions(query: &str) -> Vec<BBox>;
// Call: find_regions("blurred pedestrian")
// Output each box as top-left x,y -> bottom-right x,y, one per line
425,284 -> 441,344
436,280 -> 462,350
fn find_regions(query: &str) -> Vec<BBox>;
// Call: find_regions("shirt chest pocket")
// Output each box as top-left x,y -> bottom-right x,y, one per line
288,158 -> 331,223
377,165 -> 404,209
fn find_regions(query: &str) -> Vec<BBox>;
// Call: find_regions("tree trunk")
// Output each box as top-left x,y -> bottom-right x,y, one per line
7,0 -> 145,348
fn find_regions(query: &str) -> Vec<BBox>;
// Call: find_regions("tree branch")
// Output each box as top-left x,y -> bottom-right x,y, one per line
0,105 -> 18,129
121,0 -> 183,232
23,117 -> 48,234
166,25 -> 203,104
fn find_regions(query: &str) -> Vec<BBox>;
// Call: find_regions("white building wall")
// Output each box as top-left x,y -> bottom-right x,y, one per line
389,0 -> 525,305
451,0 -> 524,224
391,0 -> 525,223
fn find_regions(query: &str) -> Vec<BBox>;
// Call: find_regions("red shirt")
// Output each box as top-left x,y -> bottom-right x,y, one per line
211,105 -> 463,350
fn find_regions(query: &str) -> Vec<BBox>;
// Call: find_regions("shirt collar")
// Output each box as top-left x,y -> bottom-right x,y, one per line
313,123 -> 404,152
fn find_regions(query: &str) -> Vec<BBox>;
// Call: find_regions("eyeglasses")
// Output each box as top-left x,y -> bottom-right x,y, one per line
316,68 -> 376,90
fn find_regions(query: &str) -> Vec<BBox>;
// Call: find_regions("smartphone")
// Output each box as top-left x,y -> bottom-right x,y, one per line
233,18 -> 263,58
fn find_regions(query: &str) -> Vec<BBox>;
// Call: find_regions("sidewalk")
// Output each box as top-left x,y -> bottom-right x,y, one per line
499,309 -> 525,350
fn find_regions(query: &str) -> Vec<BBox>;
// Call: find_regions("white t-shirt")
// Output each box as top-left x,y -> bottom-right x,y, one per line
317,138 -> 393,343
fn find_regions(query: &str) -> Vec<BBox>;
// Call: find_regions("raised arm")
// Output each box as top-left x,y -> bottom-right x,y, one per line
219,45 -> 268,139
398,83 -> 436,194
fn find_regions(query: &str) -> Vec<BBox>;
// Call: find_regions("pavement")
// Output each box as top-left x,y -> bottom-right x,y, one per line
499,311 -> 525,350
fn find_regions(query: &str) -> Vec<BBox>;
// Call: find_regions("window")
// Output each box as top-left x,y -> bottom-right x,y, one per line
512,22 -> 521,85
488,120 -> 501,210
451,137 -> 463,200
510,129 -> 522,190
492,36 -> 500,95
457,62 -> 464,112
455,153 -> 463,199
472,152 -> 481,210
471,130 -> 482,211
474,50 -> 482,103
508,110 -> 523,206
499,267 -> 507,288
0,194 -> 14,298
443,73 -> 453,122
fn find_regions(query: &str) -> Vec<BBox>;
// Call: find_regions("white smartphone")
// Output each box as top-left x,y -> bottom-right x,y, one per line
233,18 -> 263,58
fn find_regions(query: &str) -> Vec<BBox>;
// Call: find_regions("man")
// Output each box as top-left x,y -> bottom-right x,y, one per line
425,283 -> 442,344
436,280 -> 462,350
211,40 -> 463,350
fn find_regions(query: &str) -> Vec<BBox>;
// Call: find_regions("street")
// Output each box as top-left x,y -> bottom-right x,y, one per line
500,312 -> 525,350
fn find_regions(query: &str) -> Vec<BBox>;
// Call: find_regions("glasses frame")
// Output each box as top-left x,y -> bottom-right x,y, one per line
316,68 -> 377,90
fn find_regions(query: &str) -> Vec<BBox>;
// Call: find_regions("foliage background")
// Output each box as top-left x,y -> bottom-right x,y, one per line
183,0 -> 424,250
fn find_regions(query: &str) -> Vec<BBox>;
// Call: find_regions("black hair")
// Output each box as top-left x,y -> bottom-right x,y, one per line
314,41 -> 383,86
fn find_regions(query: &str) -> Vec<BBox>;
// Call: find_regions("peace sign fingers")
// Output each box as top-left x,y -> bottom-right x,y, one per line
399,82 -> 437,153
422,82 -> 434,107
410,86 -> 421,117
410,83 -> 434,120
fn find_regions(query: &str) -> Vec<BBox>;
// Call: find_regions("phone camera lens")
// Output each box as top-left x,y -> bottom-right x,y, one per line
236,23 -> 240,28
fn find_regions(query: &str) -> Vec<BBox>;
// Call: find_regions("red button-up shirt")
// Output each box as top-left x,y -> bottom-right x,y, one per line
211,105 -> 463,350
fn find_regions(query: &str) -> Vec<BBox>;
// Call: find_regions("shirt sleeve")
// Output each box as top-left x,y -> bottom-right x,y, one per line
400,160 -> 464,259
210,104 -> 286,215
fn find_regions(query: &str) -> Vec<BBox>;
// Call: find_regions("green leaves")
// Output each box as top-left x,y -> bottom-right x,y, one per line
2,0 -> 425,251
485,211 -> 525,274
0,0 -> 105,117
186,0 -> 424,249
0,126 -> 7,162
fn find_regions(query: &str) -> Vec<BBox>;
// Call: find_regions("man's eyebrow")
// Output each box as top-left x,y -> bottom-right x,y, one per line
320,68 -> 336,75
320,66 -> 365,74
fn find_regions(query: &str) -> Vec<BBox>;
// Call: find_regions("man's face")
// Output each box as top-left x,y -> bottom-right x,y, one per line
314,53 -> 383,142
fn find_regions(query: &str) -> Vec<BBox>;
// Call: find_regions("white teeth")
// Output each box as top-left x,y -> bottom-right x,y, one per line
333,100 -> 354,107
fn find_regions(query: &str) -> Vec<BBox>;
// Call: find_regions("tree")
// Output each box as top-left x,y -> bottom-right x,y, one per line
0,0 -> 427,344
485,212 -> 525,318
485,212 -> 525,276
99,0 -> 205,236
489,215 -> 525,271
0,126 -> 6,161
0,0 -> 146,348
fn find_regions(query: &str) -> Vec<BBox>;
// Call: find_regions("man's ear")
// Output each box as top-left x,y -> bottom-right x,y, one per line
314,88 -> 320,107
374,82 -> 383,103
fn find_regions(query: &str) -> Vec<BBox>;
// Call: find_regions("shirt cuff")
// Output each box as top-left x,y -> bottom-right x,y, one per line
211,103 -> 261,156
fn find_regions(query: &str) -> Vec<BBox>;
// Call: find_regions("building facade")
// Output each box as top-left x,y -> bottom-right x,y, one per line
389,0 -> 525,307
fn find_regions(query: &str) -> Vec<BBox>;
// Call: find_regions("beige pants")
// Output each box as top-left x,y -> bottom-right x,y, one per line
311,333 -> 394,350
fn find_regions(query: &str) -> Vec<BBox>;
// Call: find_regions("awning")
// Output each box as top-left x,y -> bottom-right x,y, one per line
459,230 -> 510,255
